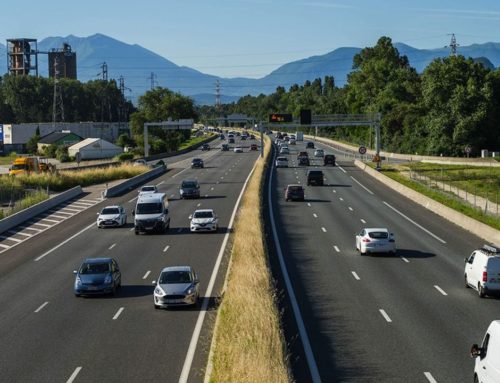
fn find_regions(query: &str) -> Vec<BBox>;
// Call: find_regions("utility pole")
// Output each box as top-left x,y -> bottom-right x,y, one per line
52,56 -> 64,126
100,62 -> 108,81
447,34 -> 459,56
118,75 -> 131,132
149,72 -> 157,90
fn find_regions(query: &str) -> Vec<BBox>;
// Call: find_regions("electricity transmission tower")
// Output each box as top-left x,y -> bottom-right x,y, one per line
149,72 -> 157,90
52,56 -> 64,126
447,34 -> 459,56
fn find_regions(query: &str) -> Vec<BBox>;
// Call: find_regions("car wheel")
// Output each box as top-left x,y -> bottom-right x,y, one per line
154,304 -> 160,310
465,275 -> 470,288
135,230 -> 139,235
478,284 -> 485,298
111,285 -> 117,296
285,198 -> 289,202
474,374 -> 479,383
74,293 -> 81,297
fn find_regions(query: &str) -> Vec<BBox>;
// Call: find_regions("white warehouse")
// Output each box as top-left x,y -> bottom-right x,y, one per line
68,138 -> 122,160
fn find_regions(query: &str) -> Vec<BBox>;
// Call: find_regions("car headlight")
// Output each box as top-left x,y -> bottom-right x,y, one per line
75,276 -> 82,285
154,287 -> 165,296
186,286 -> 195,295
157,216 -> 164,222
104,275 -> 112,284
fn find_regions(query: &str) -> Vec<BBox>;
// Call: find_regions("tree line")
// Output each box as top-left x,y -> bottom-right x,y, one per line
198,37 -> 500,157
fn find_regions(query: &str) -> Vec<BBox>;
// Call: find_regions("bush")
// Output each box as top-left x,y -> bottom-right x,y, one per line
116,152 -> 134,161
56,146 -> 70,162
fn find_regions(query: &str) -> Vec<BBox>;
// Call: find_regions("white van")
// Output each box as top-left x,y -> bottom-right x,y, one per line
133,193 -> 170,235
471,320 -> 500,383
464,244 -> 500,298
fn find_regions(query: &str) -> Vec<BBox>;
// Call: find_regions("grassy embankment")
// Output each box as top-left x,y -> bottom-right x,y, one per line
0,164 -> 147,219
178,133 -> 215,150
209,135 -> 292,383
374,162 -> 500,230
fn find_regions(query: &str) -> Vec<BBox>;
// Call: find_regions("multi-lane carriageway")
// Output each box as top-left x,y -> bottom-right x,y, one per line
269,137 -> 498,383
0,138 -> 261,383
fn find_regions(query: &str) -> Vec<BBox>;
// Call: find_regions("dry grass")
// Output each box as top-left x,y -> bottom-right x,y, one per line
209,135 -> 292,383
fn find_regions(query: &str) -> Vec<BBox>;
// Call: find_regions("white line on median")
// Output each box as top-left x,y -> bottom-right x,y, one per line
35,222 -> 95,262
383,201 -> 446,244
338,165 -> 347,173
401,257 -> 410,263
34,301 -> 49,313
112,307 -> 124,320
334,245 -> 340,252
143,271 -> 151,279
350,176 -> 374,195
66,367 -> 82,383
434,285 -> 448,296
424,372 -> 437,383
163,245 -> 170,252
351,271 -> 360,280
128,196 -> 138,203
109,243 -> 116,250
266,150 -> 321,383
379,309 -> 392,323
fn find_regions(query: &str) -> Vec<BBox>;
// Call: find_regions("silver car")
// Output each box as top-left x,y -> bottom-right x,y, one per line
189,209 -> 218,232
355,228 -> 396,255
153,266 -> 199,308
275,156 -> 289,168
97,205 -> 127,228
138,185 -> 158,195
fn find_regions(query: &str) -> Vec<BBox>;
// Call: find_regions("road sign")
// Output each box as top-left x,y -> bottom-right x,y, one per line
359,146 -> 367,155
269,113 -> 293,123
464,145 -> 471,154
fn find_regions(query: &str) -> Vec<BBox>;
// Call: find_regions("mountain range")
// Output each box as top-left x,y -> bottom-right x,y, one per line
0,34 -> 499,105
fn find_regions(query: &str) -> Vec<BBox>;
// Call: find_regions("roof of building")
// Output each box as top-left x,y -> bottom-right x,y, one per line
38,131 -> 82,144
68,138 -> 121,150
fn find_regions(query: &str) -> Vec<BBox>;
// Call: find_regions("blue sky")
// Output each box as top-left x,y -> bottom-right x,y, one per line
2,0 -> 500,78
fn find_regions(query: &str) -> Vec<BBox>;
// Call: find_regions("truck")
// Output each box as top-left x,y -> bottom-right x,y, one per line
295,131 -> 304,141
9,156 -> 55,176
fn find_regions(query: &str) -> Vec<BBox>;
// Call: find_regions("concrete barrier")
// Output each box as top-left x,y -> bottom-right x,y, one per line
354,160 -> 500,244
0,186 -> 83,235
104,165 -> 167,198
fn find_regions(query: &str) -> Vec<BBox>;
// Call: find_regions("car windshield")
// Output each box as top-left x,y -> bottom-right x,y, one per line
368,231 -> 389,239
141,186 -> 155,192
136,202 -> 162,214
80,262 -> 110,274
182,181 -> 197,188
194,211 -> 214,219
160,271 -> 192,284
101,208 -> 119,215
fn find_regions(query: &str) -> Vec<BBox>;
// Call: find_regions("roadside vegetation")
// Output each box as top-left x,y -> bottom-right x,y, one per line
209,135 -> 291,383
375,162 -> 500,230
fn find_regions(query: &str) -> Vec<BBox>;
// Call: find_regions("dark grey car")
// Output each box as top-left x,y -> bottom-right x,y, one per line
180,179 -> 200,199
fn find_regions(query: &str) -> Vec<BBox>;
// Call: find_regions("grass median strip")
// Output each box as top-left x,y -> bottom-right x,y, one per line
208,135 -> 292,383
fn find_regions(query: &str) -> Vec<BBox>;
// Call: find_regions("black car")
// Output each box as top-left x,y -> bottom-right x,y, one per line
307,170 -> 324,186
324,154 -> 336,166
285,184 -> 305,201
180,179 -> 200,199
191,158 -> 204,168
298,156 -> 310,166
306,141 -> 315,149
201,144 -> 210,151
228,138 -> 235,144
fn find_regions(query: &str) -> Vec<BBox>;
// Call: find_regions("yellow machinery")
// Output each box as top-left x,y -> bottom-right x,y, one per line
9,156 -> 55,176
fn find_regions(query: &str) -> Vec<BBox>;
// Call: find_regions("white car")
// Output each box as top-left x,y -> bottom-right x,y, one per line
234,147 -> 243,153
97,205 -> 127,228
314,149 -> 325,157
275,156 -> 289,168
133,159 -> 147,166
464,244 -> 500,297
138,185 -> 157,195
189,209 -> 218,232
355,228 -> 396,255
279,147 -> 290,155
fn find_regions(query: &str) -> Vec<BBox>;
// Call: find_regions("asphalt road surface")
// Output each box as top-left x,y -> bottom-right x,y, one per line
269,136 -> 497,383
0,137 -> 261,383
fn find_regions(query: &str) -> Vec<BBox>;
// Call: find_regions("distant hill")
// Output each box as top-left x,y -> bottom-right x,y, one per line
1,34 -> 499,104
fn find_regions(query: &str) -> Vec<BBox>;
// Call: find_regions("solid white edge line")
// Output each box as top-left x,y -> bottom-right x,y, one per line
434,285 -> 448,296
179,152 -> 260,383
383,201 -> 446,244
351,271 -> 360,280
424,372 -> 437,383
267,149 -> 322,383
350,176 -> 374,195
143,271 -> 151,280
34,301 -> 49,313
112,307 -> 124,320
379,309 -> 392,323
338,165 -> 347,173
35,222 -> 95,262
66,367 -> 82,383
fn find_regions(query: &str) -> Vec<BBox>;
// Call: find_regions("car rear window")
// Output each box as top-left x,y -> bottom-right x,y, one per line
309,171 -> 323,175
368,231 -> 389,239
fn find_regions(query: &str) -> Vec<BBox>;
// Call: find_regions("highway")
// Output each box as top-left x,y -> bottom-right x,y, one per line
0,136 -> 261,383
268,136 -> 498,383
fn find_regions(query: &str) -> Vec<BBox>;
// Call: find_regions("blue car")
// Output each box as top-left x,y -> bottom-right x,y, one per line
74,258 -> 121,297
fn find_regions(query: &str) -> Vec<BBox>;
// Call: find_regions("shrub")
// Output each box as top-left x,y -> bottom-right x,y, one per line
116,152 -> 134,161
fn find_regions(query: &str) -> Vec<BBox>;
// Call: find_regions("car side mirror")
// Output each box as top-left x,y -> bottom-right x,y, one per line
194,279 -> 200,284
470,344 -> 481,358
152,281 -> 157,286
189,215 -> 193,220
132,210 -> 135,216
96,212 -> 100,215
73,270 -> 77,274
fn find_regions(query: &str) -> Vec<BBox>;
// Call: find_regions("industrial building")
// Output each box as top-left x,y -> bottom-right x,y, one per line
68,138 -> 122,160
48,43 -> 77,80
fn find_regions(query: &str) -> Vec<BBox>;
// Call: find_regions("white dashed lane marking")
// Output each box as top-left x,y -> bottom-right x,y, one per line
112,307 -> 124,320
34,301 -> 49,313
424,372 -> 437,383
321,227 -> 327,233
339,197 -> 343,201
379,309 -> 392,323
163,245 -> 170,252
333,245 -> 340,252
313,213 -> 318,218
109,243 -> 116,250
143,271 -> 151,279
351,271 -> 360,280
434,285 -> 448,296
348,207 -> 353,211
361,219 -> 366,224
401,257 -> 410,263
66,367 -> 82,383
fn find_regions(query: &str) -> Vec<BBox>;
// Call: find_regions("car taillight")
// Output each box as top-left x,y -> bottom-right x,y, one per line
362,238 -> 371,243
482,271 -> 488,282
